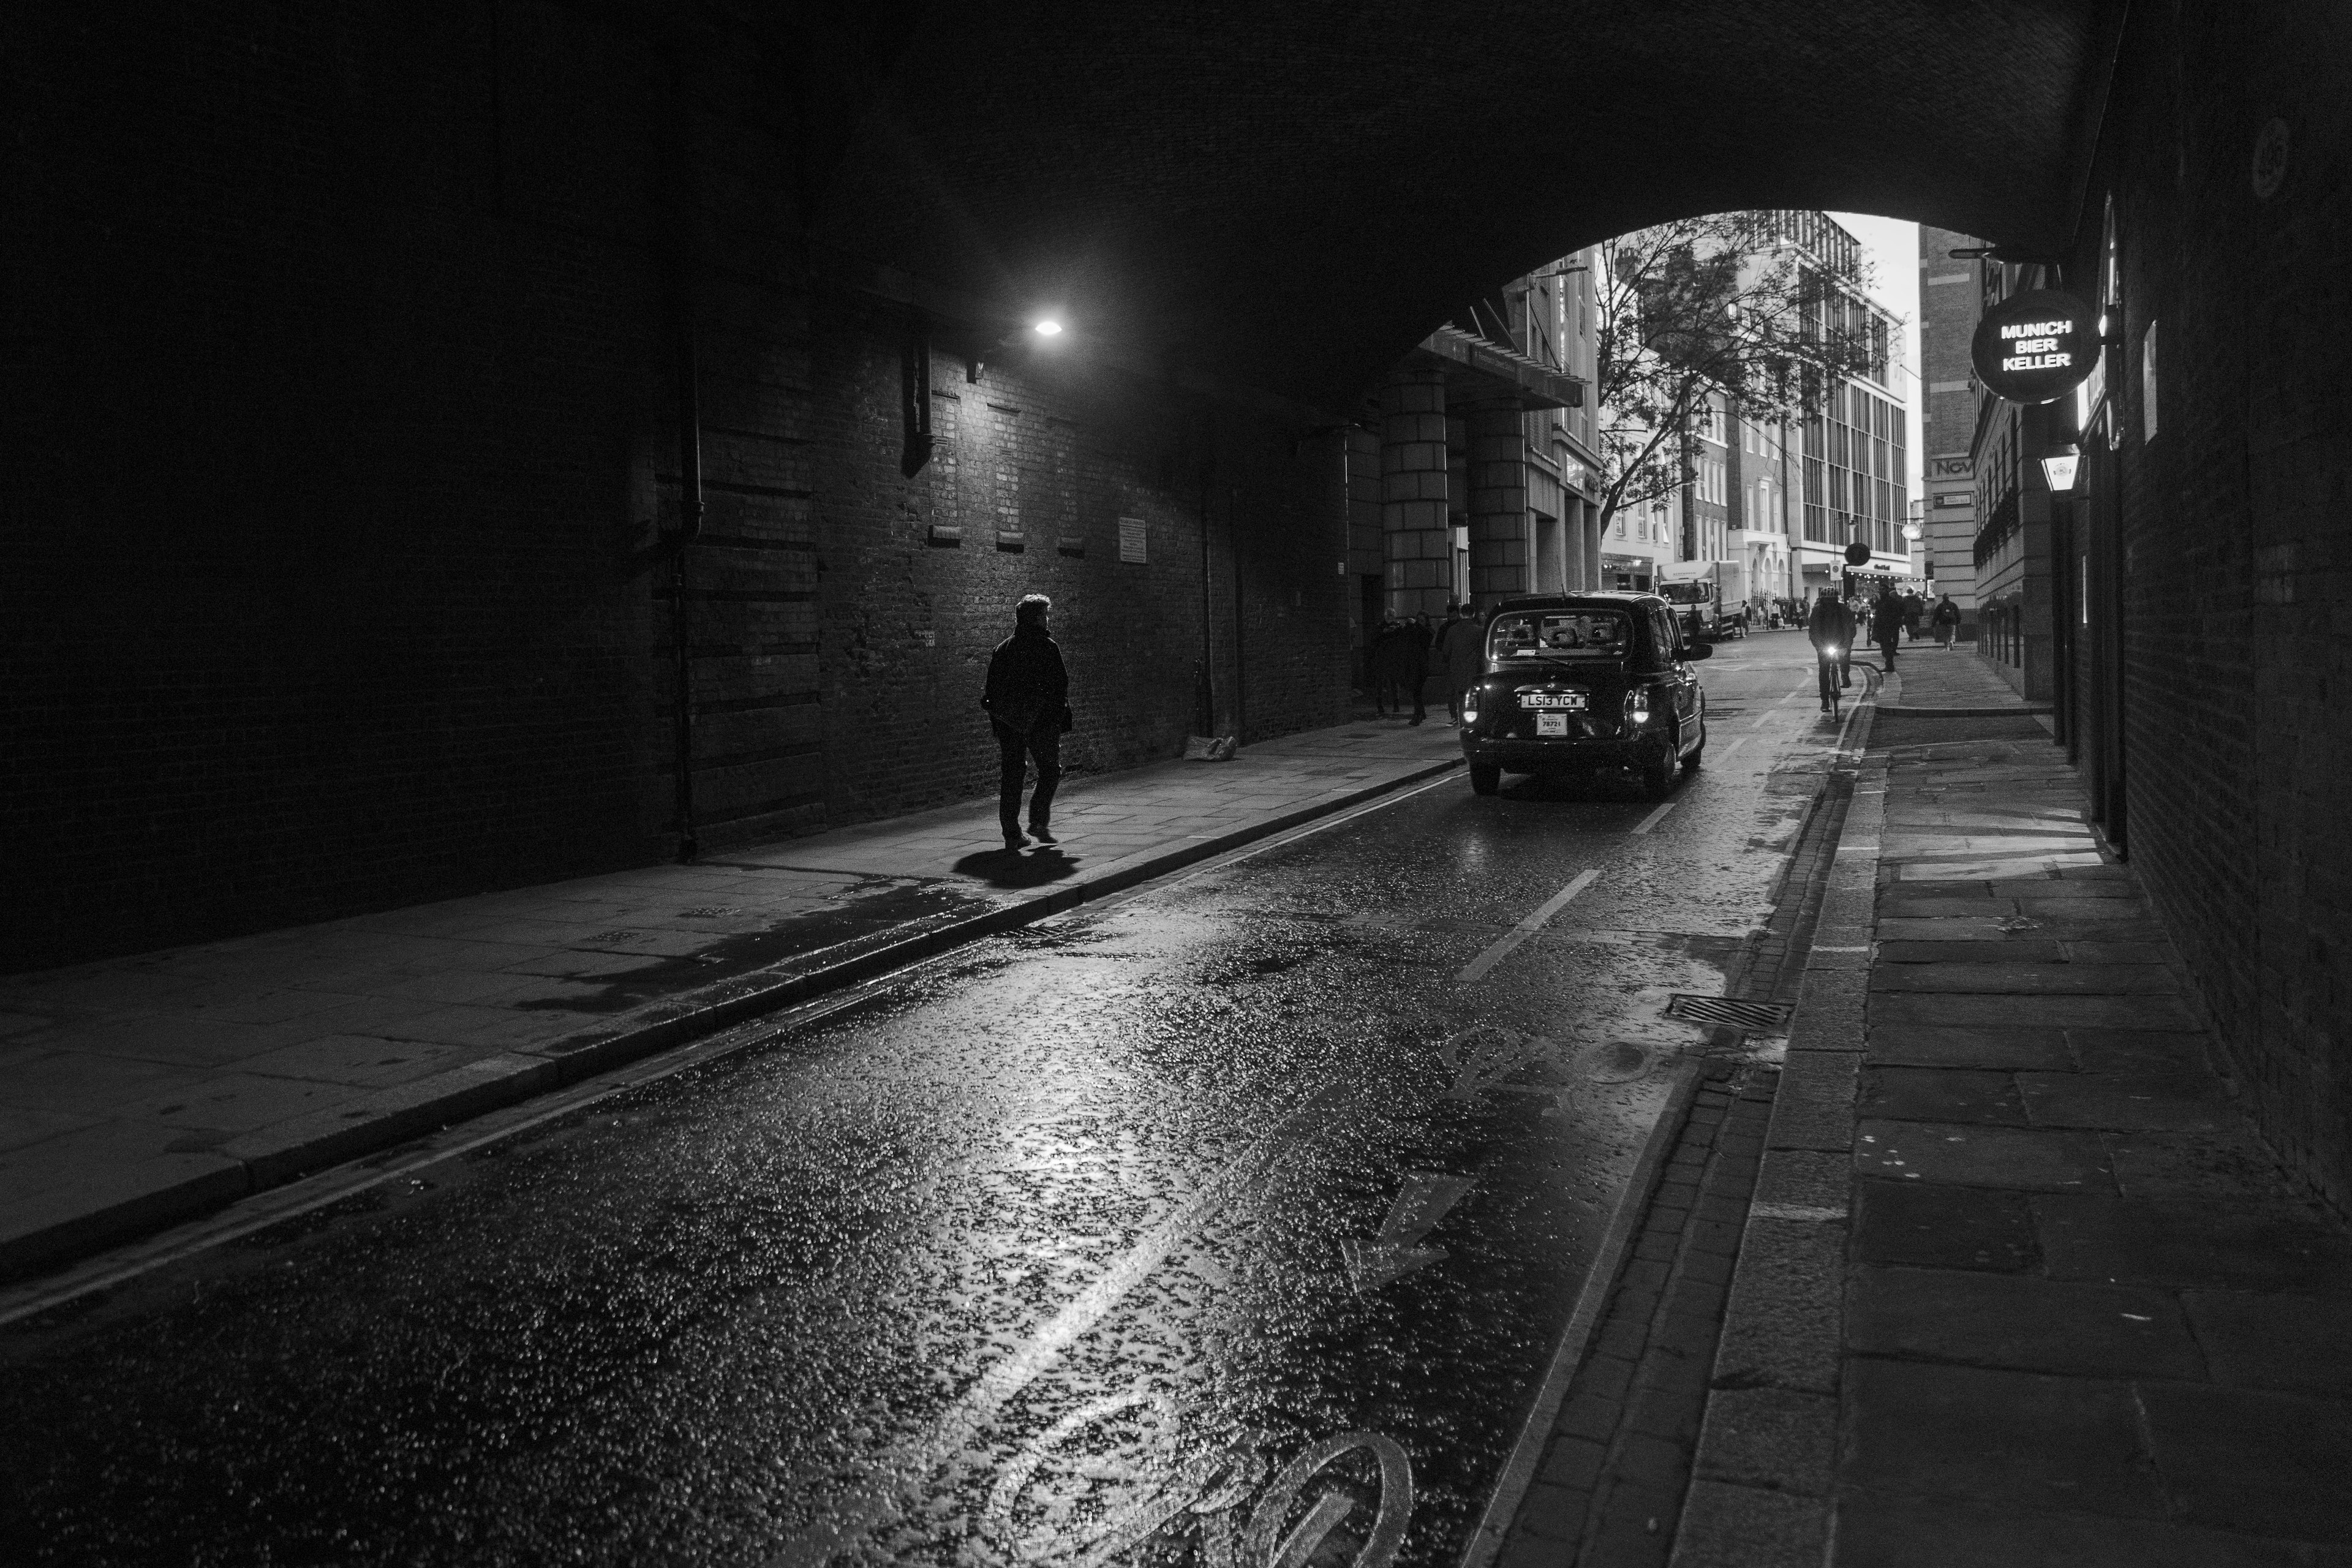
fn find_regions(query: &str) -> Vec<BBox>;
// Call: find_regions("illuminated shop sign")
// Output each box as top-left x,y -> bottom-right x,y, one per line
1970,288 -> 2098,404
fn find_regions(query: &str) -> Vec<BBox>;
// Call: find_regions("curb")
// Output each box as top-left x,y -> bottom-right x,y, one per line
1670,698 -> 1882,1566
1,752 -> 1462,1283
1461,1058 -> 1715,1568
1873,703 -> 2052,717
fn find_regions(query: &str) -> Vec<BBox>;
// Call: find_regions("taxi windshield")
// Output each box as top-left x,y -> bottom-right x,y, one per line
1488,609 -> 1634,662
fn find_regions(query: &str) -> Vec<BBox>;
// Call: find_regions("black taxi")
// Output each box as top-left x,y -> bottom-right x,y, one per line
1458,592 -> 1711,799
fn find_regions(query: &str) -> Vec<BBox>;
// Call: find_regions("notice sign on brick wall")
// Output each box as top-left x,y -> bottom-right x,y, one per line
1118,516 -> 1148,564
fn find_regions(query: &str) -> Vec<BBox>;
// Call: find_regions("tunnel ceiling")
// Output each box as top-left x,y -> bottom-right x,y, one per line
804,1 -> 2121,410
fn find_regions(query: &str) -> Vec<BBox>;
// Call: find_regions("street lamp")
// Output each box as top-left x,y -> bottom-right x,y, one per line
1033,319 -> 1063,337
2040,443 -> 2082,494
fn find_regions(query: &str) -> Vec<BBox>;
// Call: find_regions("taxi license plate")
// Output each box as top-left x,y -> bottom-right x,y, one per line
1537,712 -> 1570,737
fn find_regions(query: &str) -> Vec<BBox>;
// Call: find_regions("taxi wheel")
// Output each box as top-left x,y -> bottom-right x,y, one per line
1469,763 -> 1501,796
1642,739 -> 1681,799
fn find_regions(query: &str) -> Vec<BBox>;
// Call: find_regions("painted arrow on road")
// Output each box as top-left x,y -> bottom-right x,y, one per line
1441,1024 -> 1553,1101
1339,1172 -> 1476,1293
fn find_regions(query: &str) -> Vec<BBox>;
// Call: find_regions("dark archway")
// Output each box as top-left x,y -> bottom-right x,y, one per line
808,1 -> 2122,404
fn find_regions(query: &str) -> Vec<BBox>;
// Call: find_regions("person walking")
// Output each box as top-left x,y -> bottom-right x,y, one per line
1806,587 -> 1855,712
1871,585 -> 1905,674
1370,619 -> 1401,715
1438,602 -> 1485,725
1932,592 -> 1961,648
1404,612 -> 1433,725
1902,590 -> 1924,643
981,592 -> 1070,850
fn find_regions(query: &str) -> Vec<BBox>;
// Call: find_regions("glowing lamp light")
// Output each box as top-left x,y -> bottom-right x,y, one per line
1033,320 -> 1063,337
1902,522 -> 1923,541
2040,445 -> 2082,493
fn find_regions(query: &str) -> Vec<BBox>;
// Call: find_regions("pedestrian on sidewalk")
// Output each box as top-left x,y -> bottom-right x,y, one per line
1901,589 -> 1924,642
1403,612 -> 1433,725
982,593 -> 1071,850
1436,601 -> 1485,724
1932,592 -> 1960,647
1871,585 -> 1904,673
1807,587 -> 1855,710
1370,619 -> 1401,715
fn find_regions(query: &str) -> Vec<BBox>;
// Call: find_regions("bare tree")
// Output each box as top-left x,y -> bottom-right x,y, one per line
1591,213 -> 1887,547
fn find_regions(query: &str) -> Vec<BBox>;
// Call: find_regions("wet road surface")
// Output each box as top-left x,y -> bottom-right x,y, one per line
2,633 -> 1850,1567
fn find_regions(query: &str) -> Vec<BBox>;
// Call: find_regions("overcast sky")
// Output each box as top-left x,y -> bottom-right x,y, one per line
1830,211 -> 1926,500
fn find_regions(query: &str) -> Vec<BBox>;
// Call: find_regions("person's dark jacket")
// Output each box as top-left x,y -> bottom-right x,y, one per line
1806,597 -> 1854,652
1871,594 -> 1904,643
982,624 -> 1069,734
1933,598 -> 1961,627
1403,617 -> 1433,677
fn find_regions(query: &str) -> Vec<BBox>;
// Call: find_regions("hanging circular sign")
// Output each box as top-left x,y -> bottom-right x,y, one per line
1970,288 -> 2098,405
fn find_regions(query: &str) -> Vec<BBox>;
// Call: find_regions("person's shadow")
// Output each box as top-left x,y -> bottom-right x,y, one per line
952,846 -> 1081,889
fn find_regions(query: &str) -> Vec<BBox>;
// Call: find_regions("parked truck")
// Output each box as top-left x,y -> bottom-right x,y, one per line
1656,560 -> 1752,643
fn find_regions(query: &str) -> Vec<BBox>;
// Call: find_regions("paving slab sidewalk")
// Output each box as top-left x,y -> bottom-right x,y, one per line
1670,655 -> 2352,1565
0,717 -> 1462,1278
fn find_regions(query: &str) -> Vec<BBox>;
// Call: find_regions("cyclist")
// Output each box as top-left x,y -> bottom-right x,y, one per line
1807,587 -> 1855,714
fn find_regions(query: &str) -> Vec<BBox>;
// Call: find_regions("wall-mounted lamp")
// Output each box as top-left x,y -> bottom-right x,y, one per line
2040,443 -> 2082,494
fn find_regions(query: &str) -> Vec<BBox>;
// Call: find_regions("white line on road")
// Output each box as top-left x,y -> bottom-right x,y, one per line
1454,869 -> 1600,984
1721,737 -> 1748,757
1629,802 -> 1675,835
762,1081 -> 1351,1567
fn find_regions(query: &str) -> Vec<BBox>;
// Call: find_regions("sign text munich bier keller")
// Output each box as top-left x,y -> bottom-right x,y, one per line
1969,288 -> 2099,404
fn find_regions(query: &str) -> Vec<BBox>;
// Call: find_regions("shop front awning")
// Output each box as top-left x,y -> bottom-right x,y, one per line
1408,325 -> 1586,411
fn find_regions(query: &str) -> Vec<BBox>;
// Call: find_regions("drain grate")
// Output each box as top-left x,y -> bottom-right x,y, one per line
1665,994 -> 1795,1033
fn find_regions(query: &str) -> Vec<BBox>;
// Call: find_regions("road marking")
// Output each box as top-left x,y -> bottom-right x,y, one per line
1105,769 -> 1464,905
1629,802 -> 1675,835
1441,1024 -> 1551,1100
762,1080 -> 1349,1567
1453,869 -> 1600,983
1340,1172 -> 1476,1292
1721,737 -> 1748,757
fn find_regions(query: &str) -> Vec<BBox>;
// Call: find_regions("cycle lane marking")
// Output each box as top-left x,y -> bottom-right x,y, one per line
762,1079 -> 1351,1568
1453,869 -> 1600,984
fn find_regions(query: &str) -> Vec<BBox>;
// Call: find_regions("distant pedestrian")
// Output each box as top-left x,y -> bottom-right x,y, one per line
1871,587 -> 1904,672
1437,602 -> 1485,723
1932,593 -> 1960,647
1370,620 -> 1403,714
981,593 -> 1070,850
1403,612 -> 1433,725
1902,591 -> 1924,641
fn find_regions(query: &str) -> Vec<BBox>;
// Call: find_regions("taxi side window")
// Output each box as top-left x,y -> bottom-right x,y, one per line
1641,608 -> 1676,669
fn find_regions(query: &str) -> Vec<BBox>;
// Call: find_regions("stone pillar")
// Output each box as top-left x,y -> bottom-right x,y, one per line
1467,404 -> 1529,611
1379,366 -> 1452,620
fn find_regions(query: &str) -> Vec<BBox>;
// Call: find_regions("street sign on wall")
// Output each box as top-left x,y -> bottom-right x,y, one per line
1970,288 -> 2099,404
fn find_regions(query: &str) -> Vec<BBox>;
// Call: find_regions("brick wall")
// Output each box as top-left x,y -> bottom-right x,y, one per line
2087,0 -> 2352,1208
1,2 -> 1349,970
